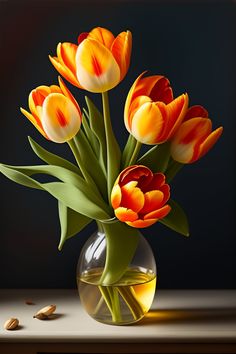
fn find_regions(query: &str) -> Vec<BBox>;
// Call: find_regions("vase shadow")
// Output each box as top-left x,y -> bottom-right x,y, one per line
138,308 -> 236,326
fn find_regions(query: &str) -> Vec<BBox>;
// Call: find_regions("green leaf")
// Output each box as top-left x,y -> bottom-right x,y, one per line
28,136 -> 82,176
58,201 -> 91,250
0,164 -> 111,219
100,221 -> 140,285
138,142 -> 171,172
121,134 -> 137,169
0,164 -> 43,190
5,164 -> 85,188
160,199 -> 189,236
82,112 -> 100,159
85,96 -> 107,175
73,129 -> 107,200
102,92 -> 121,199
43,182 -> 110,220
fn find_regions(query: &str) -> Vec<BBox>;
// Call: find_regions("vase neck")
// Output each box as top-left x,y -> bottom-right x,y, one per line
96,220 -> 105,233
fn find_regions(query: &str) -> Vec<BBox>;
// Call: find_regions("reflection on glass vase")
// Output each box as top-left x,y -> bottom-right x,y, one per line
77,224 -> 156,325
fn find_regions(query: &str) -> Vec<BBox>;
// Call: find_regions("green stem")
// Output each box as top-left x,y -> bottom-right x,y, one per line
102,92 -> 121,204
121,134 -> 136,168
68,138 -> 104,199
112,287 -> 122,322
93,294 -> 104,315
98,286 -> 114,318
128,140 -> 142,166
107,287 -> 122,322
67,139 -> 91,184
117,286 -> 143,321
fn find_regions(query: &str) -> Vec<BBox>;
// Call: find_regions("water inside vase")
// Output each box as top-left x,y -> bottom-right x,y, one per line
77,267 -> 156,325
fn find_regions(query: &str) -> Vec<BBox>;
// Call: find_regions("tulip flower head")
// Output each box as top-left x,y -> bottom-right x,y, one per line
170,105 -> 223,163
49,27 -> 132,93
111,165 -> 171,228
124,73 -> 189,145
20,78 -> 82,143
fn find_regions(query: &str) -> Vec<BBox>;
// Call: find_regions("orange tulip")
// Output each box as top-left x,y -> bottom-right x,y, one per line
49,27 -> 132,93
170,105 -> 223,163
124,73 -> 189,145
20,77 -> 82,143
111,165 -> 171,228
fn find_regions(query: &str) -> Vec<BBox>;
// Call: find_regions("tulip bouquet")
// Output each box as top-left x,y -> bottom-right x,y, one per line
0,27 -> 223,324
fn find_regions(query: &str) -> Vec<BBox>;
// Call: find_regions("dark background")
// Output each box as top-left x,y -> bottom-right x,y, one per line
0,0 -> 235,289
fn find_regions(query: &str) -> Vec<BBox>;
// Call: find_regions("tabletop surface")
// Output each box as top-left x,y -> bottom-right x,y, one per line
0,289 -> 235,343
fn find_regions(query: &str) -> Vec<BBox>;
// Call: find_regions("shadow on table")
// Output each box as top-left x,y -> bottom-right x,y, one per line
139,308 -> 236,326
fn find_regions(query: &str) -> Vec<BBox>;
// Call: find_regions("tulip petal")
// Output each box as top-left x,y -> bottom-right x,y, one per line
170,118 -> 213,163
42,93 -> 81,143
121,181 -> 145,212
127,218 -> 157,228
125,95 -> 151,132
149,76 -> 173,104
111,30 -> 132,81
197,126 -> 223,162
58,42 -> 78,76
50,85 -> 62,93
76,38 -> 120,92
135,75 -> 163,97
160,93 -> 189,141
120,165 -> 152,186
58,77 -> 81,116
144,204 -> 171,220
124,72 -> 145,127
159,184 -> 171,205
29,86 -> 51,117
28,86 -> 53,130
140,190 -> 164,214
131,102 -> 165,144
115,207 -> 138,222
20,108 -> 47,138
111,184 -> 122,209
141,173 -> 166,193
184,105 -> 208,121
49,55 -> 80,87
138,76 -> 173,104
177,118 -> 212,145
88,27 -> 115,49
78,32 -> 89,44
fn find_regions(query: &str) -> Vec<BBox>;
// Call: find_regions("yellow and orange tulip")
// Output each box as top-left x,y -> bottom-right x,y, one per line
20,77 -> 82,143
170,105 -> 223,163
111,165 -> 171,228
49,27 -> 132,93
124,73 -> 189,145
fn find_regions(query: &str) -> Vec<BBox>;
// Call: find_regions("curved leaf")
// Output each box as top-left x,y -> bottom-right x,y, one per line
102,92 -> 121,199
0,164 -> 43,190
28,136 -> 82,176
138,142 -> 171,173
58,201 -> 91,250
85,96 -> 107,174
1,163 -> 110,212
0,164 -> 112,219
160,199 -> 189,236
74,129 -> 107,199
121,134 -> 137,169
43,182 -> 110,220
82,112 -> 100,158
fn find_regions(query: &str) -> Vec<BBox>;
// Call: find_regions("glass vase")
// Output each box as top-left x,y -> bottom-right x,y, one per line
77,223 -> 157,325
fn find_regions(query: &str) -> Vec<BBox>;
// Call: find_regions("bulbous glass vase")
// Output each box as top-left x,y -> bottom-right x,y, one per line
77,225 -> 156,325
